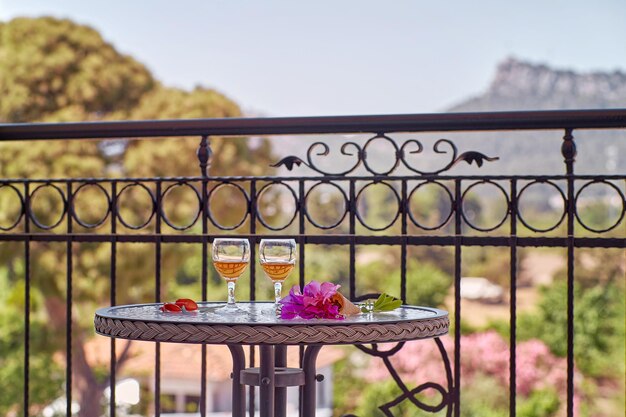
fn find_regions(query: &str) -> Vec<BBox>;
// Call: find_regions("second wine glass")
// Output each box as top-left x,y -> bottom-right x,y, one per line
212,238 -> 250,311
259,239 -> 296,307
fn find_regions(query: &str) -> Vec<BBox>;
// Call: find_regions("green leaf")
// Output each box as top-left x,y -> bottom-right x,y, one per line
368,293 -> 401,312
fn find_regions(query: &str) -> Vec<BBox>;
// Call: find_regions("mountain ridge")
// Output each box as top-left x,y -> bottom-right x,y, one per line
269,58 -> 625,176
449,57 -> 626,112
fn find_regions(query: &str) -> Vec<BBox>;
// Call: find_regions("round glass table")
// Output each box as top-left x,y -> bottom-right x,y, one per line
95,302 -> 449,417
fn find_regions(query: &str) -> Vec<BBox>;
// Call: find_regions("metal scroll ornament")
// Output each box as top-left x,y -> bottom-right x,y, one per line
349,339 -> 454,417
271,134 -> 499,176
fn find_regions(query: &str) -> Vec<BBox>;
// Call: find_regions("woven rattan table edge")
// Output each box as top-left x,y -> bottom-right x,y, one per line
94,315 -> 449,345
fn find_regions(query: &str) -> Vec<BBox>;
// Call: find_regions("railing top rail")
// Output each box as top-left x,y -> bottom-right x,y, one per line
1,109 -> 626,140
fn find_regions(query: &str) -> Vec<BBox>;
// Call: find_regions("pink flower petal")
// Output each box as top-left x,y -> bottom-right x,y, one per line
280,282 -> 344,320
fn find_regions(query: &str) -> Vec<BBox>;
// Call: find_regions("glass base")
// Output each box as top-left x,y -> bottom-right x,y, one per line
214,303 -> 241,314
261,303 -> 282,317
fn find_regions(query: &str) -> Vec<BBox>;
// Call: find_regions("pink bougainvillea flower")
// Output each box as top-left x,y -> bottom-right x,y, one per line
303,281 -> 339,304
300,300 -> 341,320
279,281 -> 344,320
365,331 -> 581,417
279,285 -> 305,319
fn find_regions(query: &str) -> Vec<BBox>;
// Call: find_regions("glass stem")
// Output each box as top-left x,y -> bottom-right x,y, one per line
274,282 -> 282,304
227,281 -> 236,305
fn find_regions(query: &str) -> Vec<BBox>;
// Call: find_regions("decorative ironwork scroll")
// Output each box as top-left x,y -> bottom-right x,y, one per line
351,338 -> 454,417
271,134 -> 499,176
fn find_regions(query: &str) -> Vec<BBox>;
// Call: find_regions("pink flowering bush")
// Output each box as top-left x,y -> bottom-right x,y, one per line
367,331 -> 580,415
279,281 -> 344,319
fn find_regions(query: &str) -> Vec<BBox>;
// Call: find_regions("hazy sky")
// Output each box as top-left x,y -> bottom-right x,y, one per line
1,1 -> 625,116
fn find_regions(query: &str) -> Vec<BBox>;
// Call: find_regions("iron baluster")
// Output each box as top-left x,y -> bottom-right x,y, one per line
198,135 -> 211,417
453,178 -> 462,417
562,128 -> 576,417
66,182 -> 73,417
110,181 -> 118,417
509,179 -> 518,417
23,182 -> 30,417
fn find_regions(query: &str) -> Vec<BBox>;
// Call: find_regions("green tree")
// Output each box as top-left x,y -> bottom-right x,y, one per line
0,17 -> 154,123
517,389 -> 560,417
0,16 -> 274,416
0,268 -> 64,416
123,85 -> 273,178
356,258 -> 452,307
517,280 -> 625,377
517,249 -> 625,378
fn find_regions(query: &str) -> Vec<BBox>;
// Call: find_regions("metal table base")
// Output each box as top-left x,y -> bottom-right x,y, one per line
229,344 -> 322,417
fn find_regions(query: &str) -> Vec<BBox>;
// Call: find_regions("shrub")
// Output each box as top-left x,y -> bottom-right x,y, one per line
357,259 -> 452,307
517,281 -> 625,377
517,389 -> 560,417
364,331 -> 579,416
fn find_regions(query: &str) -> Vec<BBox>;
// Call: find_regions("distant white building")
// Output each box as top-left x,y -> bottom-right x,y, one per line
460,277 -> 504,304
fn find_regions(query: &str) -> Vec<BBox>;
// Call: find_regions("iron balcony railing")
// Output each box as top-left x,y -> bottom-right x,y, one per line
0,109 -> 625,417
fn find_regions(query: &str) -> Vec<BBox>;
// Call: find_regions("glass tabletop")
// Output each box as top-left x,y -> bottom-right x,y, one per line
96,302 -> 446,327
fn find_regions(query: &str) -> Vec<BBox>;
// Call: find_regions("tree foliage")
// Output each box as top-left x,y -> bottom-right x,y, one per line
518,280 -> 625,378
514,249 -> 625,378
123,85 -> 272,178
355,258 -> 452,307
0,17 -> 154,123
0,269 -> 64,416
0,16 -> 274,416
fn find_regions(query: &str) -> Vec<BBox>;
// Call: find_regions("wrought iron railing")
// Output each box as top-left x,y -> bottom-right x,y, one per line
0,109 -> 625,417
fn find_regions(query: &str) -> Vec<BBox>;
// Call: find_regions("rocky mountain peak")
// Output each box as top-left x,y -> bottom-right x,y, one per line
450,57 -> 626,111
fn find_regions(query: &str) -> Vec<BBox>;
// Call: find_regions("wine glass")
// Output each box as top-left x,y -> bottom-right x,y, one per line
212,238 -> 250,311
259,239 -> 296,307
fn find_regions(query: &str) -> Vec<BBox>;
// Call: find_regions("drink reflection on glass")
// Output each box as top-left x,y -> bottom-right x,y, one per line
259,239 -> 296,307
212,238 -> 250,311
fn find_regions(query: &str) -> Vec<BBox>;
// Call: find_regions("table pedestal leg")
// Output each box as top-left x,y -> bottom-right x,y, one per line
228,345 -> 246,417
274,345 -> 287,417
302,345 -> 322,417
259,345 -> 275,417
